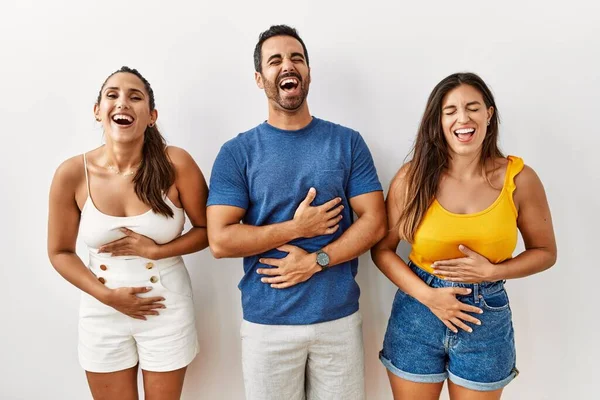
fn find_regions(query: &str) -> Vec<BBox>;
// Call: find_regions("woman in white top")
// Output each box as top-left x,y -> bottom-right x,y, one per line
48,66 -> 208,400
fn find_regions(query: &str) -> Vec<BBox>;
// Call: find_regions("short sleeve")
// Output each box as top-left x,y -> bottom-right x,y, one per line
207,143 -> 249,209
347,132 -> 383,198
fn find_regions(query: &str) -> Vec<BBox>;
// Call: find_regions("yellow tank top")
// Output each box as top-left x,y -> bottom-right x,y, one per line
409,156 -> 524,274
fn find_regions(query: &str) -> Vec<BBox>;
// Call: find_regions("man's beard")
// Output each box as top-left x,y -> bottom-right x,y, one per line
263,72 -> 310,111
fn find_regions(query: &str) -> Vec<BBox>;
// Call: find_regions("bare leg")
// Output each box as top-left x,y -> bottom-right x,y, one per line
448,380 -> 503,400
142,366 -> 187,400
86,364 -> 139,400
388,370 -> 444,400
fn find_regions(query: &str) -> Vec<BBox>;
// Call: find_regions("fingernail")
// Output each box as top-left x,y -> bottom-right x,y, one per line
468,328 -> 473,333
261,278 -> 266,282
479,309 -> 484,314
466,289 -> 472,293
476,321 -> 481,325
146,287 -> 152,290
309,187 -> 315,192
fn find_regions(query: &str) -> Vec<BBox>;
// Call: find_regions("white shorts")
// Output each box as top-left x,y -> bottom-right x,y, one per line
241,311 -> 365,400
78,253 -> 199,373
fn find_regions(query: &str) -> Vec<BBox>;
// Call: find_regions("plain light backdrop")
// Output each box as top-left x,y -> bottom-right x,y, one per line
1,0 -> 598,399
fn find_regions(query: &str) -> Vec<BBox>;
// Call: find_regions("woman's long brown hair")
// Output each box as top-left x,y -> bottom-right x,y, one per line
97,66 -> 175,218
398,72 -> 504,242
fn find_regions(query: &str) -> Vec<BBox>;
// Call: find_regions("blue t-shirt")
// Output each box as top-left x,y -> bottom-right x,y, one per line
207,117 -> 382,325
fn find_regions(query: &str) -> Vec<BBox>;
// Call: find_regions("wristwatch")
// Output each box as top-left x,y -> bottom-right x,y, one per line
316,250 -> 330,270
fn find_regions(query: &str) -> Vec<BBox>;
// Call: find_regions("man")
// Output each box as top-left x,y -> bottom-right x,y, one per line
207,25 -> 386,400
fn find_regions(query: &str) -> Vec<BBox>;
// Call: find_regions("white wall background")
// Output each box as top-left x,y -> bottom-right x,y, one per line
1,0 -> 598,399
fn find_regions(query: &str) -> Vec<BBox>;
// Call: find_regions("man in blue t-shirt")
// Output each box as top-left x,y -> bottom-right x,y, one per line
207,25 -> 386,400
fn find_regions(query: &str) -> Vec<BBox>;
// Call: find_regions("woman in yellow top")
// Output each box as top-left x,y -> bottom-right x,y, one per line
372,72 -> 556,399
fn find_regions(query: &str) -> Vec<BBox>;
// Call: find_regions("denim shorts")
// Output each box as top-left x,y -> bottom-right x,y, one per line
380,261 -> 518,391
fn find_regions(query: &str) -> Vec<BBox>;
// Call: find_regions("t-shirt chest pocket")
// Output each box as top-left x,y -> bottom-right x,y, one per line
312,169 -> 346,205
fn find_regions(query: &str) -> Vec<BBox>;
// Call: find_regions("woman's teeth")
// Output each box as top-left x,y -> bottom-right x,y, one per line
112,114 -> 134,125
454,128 -> 475,142
454,128 -> 475,135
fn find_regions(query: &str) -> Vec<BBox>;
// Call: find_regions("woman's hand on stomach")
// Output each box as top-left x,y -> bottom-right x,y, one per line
98,228 -> 160,259
421,286 -> 483,333
103,286 -> 165,320
432,245 -> 498,283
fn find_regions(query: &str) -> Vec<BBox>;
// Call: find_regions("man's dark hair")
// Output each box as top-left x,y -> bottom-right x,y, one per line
253,25 -> 309,72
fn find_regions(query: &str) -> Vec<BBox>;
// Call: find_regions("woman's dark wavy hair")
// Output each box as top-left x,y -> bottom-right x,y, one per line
97,66 -> 175,217
398,72 -> 503,242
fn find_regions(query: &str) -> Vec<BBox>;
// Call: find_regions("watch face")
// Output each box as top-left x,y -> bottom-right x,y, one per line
317,251 -> 330,267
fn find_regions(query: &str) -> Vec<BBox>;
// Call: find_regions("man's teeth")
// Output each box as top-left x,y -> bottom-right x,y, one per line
454,128 -> 475,134
280,78 -> 298,87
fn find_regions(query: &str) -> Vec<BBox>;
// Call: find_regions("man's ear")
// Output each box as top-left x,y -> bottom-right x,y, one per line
255,71 -> 265,89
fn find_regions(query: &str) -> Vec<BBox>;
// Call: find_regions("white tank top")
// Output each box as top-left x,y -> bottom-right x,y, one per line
79,153 -> 185,256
